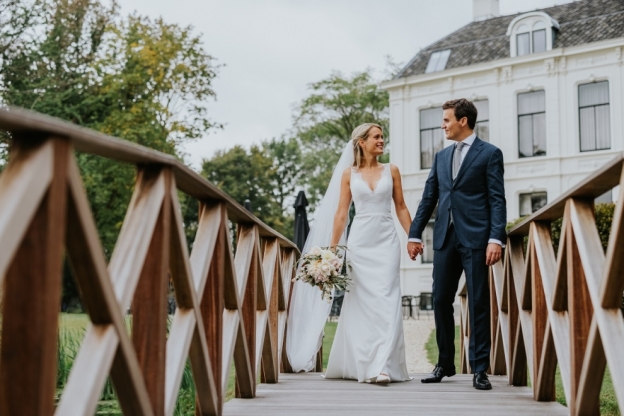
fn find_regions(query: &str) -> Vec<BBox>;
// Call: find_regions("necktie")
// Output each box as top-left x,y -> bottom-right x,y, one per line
450,142 -> 466,226
452,142 -> 466,180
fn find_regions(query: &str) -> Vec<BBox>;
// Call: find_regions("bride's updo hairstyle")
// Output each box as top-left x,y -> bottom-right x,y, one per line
351,123 -> 383,170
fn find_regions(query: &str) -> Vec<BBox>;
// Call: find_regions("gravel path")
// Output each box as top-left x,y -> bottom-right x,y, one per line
402,317 -> 436,374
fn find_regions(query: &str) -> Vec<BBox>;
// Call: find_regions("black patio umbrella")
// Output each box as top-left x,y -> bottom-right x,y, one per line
293,190 -> 310,252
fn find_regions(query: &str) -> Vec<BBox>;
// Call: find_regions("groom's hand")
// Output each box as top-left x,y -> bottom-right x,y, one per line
407,242 -> 423,261
485,243 -> 502,266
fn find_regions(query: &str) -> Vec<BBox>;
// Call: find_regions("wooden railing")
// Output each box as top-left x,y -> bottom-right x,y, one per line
0,107 -> 298,415
458,154 -> 624,415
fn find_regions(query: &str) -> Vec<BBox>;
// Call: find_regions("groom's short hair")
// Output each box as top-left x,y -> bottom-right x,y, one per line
443,99 -> 478,130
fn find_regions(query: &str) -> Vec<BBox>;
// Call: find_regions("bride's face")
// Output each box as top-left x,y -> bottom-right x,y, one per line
359,127 -> 384,157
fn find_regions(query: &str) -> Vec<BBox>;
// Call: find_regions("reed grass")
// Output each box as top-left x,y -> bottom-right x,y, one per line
56,313 -> 229,415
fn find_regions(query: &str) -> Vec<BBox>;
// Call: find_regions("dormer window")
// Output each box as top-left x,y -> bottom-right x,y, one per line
507,12 -> 559,58
425,49 -> 451,73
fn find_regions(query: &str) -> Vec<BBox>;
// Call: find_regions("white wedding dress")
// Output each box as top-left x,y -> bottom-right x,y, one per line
325,164 -> 410,382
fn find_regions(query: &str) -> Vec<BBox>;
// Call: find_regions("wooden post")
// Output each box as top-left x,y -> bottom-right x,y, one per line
132,167 -> 171,415
198,202 -> 225,413
530,224 -> 555,401
234,225 -> 258,398
568,205 -> 599,415
0,138 -> 69,415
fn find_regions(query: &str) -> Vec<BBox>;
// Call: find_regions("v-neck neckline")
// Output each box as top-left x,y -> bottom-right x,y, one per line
355,164 -> 386,193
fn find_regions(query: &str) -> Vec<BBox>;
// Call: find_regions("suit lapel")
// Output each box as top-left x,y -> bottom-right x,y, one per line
446,144 -> 454,185
452,137 -> 484,187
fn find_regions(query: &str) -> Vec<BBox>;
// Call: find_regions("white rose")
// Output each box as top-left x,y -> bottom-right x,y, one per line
318,270 -> 330,283
307,260 -> 320,274
321,250 -> 335,261
330,257 -> 342,270
320,260 -> 332,276
309,246 -> 322,256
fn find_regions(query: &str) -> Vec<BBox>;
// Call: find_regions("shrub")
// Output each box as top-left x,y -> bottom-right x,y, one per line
506,203 -> 615,255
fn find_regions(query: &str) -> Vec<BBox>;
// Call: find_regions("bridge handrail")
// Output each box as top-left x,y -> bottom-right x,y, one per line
458,152 -> 624,415
0,106 -> 298,416
0,106 -> 296,246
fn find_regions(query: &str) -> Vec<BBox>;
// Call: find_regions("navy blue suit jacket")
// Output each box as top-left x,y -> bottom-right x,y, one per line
409,137 -> 507,250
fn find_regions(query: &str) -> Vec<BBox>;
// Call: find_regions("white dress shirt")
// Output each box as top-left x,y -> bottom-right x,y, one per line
409,132 -> 504,247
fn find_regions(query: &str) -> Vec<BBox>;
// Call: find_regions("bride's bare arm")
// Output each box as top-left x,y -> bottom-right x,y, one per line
330,168 -> 352,247
390,164 -> 412,235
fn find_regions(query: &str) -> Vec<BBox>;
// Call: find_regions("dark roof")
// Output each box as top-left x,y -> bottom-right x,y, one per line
396,0 -> 624,78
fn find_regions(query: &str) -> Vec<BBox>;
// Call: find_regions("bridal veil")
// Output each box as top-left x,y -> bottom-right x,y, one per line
285,139 -> 353,372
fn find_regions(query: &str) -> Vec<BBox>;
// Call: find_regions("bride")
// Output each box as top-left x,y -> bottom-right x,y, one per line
286,123 -> 412,384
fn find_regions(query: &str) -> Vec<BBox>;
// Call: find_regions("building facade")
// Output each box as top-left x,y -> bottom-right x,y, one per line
381,0 -> 624,296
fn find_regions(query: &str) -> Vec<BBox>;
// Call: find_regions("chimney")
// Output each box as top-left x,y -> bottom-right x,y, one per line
473,0 -> 500,21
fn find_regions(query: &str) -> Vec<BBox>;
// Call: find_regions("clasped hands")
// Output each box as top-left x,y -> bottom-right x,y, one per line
406,242 -> 502,266
407,242 -> 423,261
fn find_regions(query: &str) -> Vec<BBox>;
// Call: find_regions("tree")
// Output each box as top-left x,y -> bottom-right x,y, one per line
0,0 -> 221,307
201,137 -> 302,240
262,136 -> 302,239
202,145 -> 279,226
0,0 -> 44,57
0,0 -> 220,253
292,70 -> 389,207
263,136 -> 303,215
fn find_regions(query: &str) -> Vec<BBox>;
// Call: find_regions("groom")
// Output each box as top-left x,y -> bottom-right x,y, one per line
407,98 -> 506,390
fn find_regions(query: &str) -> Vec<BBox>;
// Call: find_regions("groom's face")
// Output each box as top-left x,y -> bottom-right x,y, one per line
442,108 -> 467,141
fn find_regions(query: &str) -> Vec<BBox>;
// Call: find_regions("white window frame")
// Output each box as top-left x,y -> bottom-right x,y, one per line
578,80 -> 611,152
473,100 -> 490,142
419,107 -> 444,169
507,12 -> 559,57
517,90 -> 547,158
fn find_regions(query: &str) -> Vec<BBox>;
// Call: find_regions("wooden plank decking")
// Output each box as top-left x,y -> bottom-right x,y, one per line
223,373 -> 568,415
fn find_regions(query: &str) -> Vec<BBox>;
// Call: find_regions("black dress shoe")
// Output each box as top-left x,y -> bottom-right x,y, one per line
421,365 -> 456,383
473,371 -> 492,390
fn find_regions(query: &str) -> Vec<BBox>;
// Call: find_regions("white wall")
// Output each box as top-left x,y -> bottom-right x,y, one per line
385,38 -> 624,296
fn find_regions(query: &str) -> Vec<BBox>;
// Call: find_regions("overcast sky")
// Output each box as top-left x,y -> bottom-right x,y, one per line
118,0 -> 575,169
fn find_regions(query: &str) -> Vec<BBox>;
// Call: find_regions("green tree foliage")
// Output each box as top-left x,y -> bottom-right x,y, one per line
0,0 -> 221,309
507,202 -> 615,255
0,0 -> 44,58
293,70 -> 389,206
264,137 -> 303,217
551,202 -> 615,253
201,136 -> 301,240
0,0 -> 219,254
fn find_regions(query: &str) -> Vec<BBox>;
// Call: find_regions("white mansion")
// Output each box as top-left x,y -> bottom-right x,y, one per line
382,0 -> 624,296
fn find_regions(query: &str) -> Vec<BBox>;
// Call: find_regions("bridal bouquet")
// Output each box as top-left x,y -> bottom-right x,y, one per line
293,246 -> 352,302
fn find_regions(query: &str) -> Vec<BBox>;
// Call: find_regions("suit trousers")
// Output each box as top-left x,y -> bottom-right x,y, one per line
432,224 -> 491,373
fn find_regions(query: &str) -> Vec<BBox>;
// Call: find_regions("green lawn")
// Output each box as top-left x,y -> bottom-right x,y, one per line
425,325 -> 460,370
322,322 -> 338,370
424,326 -> 620,415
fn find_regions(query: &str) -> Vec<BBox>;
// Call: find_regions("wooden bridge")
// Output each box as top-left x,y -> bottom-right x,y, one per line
0,107 -> 621,415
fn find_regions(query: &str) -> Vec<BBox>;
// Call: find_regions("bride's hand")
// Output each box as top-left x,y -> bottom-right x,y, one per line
407,242 -> 423,261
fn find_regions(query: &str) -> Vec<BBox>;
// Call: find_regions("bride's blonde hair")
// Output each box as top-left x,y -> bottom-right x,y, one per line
351,123 -> 383,170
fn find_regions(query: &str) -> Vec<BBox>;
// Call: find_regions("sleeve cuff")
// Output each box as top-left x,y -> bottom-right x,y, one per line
488,238 -> 505,248
408,238 -> 422,243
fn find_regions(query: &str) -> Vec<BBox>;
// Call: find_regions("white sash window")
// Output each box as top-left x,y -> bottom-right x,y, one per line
420,107 -> 444,169
579,81 -> 610,152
